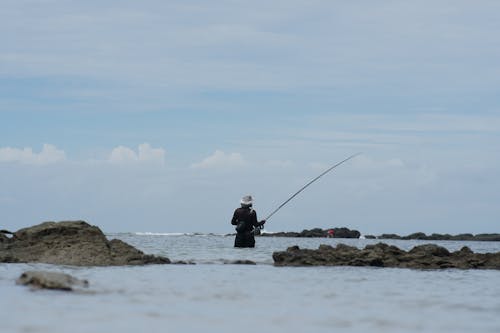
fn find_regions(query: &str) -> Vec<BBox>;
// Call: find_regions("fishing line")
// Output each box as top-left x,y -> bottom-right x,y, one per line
263,153 -> 361,222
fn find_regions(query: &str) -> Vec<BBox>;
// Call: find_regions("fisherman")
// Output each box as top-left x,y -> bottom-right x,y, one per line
231,195 -> 266,248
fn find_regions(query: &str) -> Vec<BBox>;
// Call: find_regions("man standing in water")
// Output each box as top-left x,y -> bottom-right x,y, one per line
231,195 -> 266,248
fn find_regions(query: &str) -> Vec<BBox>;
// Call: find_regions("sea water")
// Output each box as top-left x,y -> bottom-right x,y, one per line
1,234 -> 500,333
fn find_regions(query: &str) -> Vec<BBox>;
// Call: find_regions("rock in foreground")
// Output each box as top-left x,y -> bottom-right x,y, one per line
17,271 -> 89,291
0,221 -> 170,266
273,243 -> 500,269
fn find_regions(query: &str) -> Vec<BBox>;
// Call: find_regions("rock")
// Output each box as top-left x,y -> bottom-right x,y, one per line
332,227 -> 361,238
376,232 -> 500,242
0,221 -> 170,266
261,231 -> 300,237
260,227 -> 361,238
171,260 -> 196,265
272,242 -> 500,270
0,233 -> 9,243
378,233 -> 402,239
16,271 -> 89,291
408,244 -> 450,257
452,233 -> 474,240
223,259 -> 257,265
474,234 -> 500,241
403,232 -> 427,240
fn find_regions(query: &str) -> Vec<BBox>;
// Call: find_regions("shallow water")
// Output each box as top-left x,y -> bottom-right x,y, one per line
2,234 -> 500,333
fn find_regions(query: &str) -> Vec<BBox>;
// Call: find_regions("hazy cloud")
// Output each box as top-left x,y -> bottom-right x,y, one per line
108,143 -> 165,165
191,150 -> 245,169
0,144 -> 66,165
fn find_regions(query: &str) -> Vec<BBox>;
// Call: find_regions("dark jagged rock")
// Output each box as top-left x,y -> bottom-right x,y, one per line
261,227 -> 360,238
16,271 -> 89,291
261,231 -> 300,237
403,232 -> 427,240
272,242 -> 500,269
378,233 -> 402,239
0,221 -> 170,266
376,232 -> 500,242
333,227 -> 361,238
473,234 -> 500,241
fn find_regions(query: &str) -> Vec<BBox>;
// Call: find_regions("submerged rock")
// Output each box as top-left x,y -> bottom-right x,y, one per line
0,221 -> 170,266
272,243 -> 500,269
16,271 -> 89,291
223,259 -> 256,265
171,260 -> 196,265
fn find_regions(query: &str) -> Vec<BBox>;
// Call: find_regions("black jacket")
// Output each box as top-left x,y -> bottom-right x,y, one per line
231,207 -> 265,247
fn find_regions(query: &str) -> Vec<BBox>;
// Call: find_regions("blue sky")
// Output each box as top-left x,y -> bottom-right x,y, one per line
1,1 -> 499,234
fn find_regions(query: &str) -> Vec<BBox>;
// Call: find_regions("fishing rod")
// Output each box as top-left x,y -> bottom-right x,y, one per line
263,153 -> 361,222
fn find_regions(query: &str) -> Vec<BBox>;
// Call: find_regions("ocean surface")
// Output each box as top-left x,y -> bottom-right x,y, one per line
2,233 -> 500,333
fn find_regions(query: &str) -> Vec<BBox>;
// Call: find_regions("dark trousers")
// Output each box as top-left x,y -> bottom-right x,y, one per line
234,232 -> 255,248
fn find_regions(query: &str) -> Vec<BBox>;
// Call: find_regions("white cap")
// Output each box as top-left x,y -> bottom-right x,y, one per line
240,195 -> 253,206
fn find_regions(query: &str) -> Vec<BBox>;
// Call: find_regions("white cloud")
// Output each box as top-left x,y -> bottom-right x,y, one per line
0,144 -> 66,165
191,150 -> 245,169
108,143 -> 165,165
108,146 -> 137,163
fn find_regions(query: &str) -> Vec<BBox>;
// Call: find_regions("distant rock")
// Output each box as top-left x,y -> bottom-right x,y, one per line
0,221 -> 170,266
261,227 -> 360,238
171,260 -> 196,265
272,242 -> 500,269
377,233 -> 402,240
333,227 -> 361,238
376,232 -> 500,242
16,271 -> 89,291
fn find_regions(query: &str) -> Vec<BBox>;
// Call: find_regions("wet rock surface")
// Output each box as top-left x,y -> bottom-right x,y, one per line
0,221 -> 170,266
261,227 -> 360,238
272,243 -> 500,269
16,271 -> 89,291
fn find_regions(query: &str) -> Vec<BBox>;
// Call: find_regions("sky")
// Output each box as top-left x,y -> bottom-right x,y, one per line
1,0 -> 499,234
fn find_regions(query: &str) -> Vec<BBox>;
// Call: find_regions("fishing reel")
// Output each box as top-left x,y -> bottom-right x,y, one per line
252,224 -> 265,236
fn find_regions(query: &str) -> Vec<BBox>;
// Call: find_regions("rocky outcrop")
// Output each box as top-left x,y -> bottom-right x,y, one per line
375,232 -> 500,242
16,271 -> 89,291
0,221 -> 170,266
261,227 -> 360,238
272,243 -> 500,269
